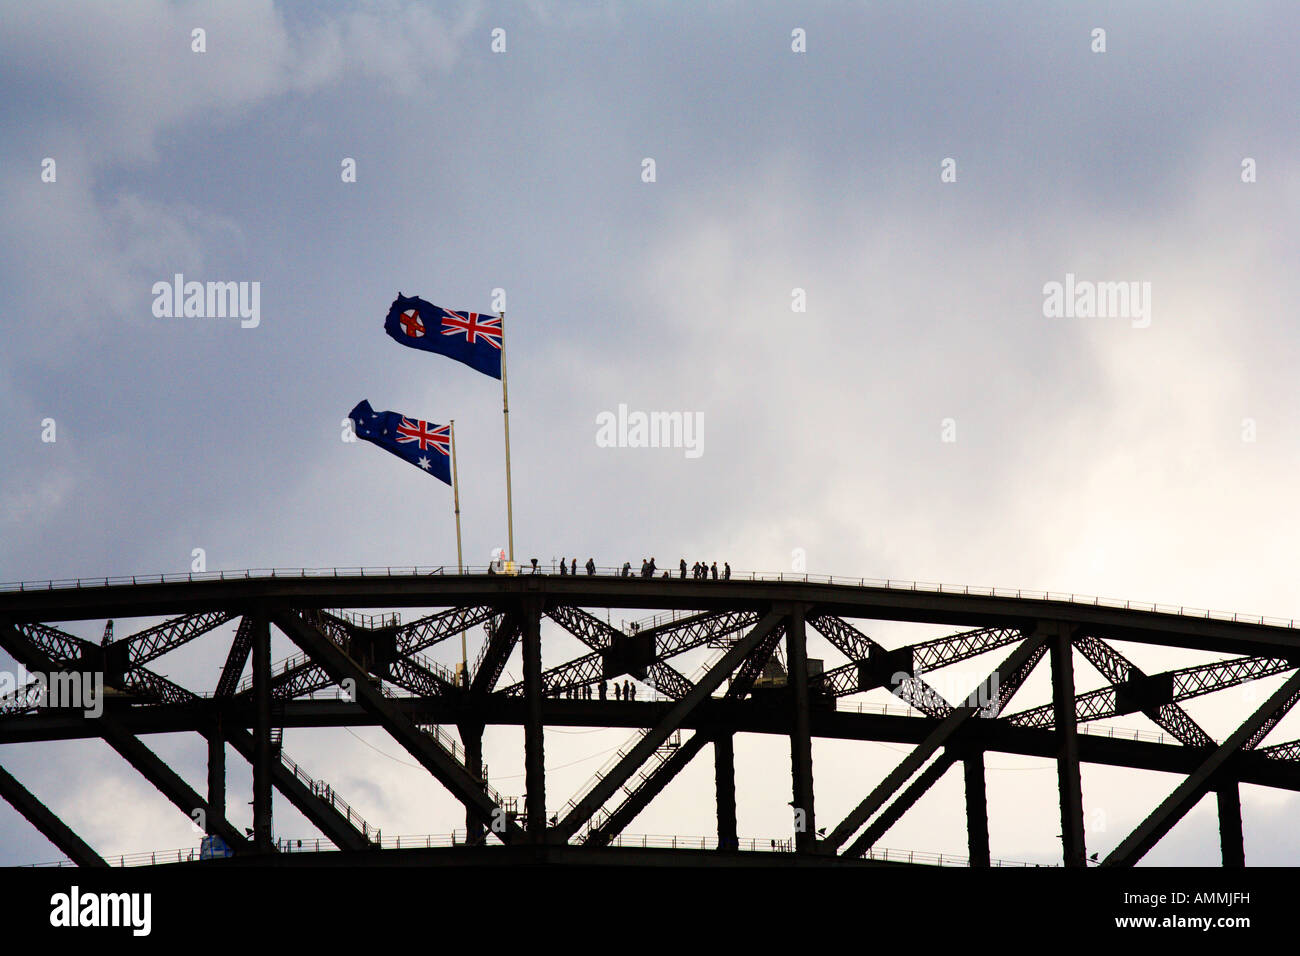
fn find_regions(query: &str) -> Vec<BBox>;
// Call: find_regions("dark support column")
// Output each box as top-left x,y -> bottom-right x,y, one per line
252,611 -> 273,853
1050,625 -> 1086,867
964,752 -> 991,868
785,604 -> 816,852
207,722 -> 225,835
1217,782 -> 1244,867
715,734 -> 737,852
461,722 -> 485,843
521,598 -> 546,842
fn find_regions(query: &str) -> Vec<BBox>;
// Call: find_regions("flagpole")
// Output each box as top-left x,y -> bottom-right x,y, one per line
450,419 -> 466,684
499,310 -> 515,565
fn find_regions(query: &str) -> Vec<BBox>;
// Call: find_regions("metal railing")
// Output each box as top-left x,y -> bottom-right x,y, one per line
327,609 -> 401,629
406,652 -> 458,688
233,649 -> 314,696
277,748 -> 375,842
559,652 -> 726,831
385,678 -> 502,806
21,832 -> 1043,868
2,564 -> 1293,630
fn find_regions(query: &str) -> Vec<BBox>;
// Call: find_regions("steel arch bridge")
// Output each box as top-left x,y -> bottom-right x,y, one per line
3,569 -> 1299,868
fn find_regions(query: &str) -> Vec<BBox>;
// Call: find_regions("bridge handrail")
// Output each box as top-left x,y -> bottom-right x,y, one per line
277,748 -> 375,841
18,832 -> 1044,867
1,565 -> 1293,631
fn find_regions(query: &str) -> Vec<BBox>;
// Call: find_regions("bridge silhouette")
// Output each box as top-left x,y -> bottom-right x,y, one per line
3,565 -> 1298,867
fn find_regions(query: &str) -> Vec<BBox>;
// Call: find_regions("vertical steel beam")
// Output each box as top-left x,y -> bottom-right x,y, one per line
252,610 -> 273,852
964,752 -> 990,868
207,722 -> 225,835
461,721 -> 485,843
1050,625 -> 1086,867
521,598 -> 546,842
785,603 -> 816,852
1217,782 -> 1245,868
715,734 -> 737,852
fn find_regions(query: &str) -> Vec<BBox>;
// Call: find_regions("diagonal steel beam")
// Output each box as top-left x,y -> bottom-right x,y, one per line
555,610 -> 785,841
214,615 -> 255,697
809,615 -> 959,718
0,621 -> 256,850
1008,652 -> 1293,731
1258,738 -> 1300,761
272,609 -> 524,842
0,679 -> 49,716
583,735 -> 709,846
117,610 -> 235,669
99,719 -> 251,851
1071,633 -> 1214,748
237,611 -> 468,702
0,620 -> 249,846
386,655 -> 460,699
650,610 -> 761,658
579,617 -> 788,846
2,617 -> 375,852
824,632 -> 1047,853
844,752 -> 957,857
985,641 -> 1049,718
221,726 -> 373,850
546,605 -> 694,699
499,649 -> 603,698
1103,667 -> 1300,866
471,612 -> 520,696
394,605 -> 498,658
0,764 -> 107,867
1,621 -> 87,670
910,625 -> 1028,673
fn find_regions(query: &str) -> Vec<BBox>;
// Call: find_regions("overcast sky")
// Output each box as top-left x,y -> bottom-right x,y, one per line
2,0 -> 1299,867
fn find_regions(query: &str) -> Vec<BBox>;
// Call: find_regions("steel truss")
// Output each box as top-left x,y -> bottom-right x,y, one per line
2,574 -> 1300,866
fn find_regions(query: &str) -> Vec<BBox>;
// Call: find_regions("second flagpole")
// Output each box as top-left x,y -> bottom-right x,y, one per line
499,310 -> 515,566
450,419 -> 466,684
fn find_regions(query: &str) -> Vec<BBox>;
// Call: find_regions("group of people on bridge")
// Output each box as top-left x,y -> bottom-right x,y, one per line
559,680 -> 639,701
552,557 -> 731,580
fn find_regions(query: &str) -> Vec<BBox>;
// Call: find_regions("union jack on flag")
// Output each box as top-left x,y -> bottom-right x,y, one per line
396,418 -> 451,456
384,293 -> 503,380
348,400 -> 453,485
439,308 -> 502,350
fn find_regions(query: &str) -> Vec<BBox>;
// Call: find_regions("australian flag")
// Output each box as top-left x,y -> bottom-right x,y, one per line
348,400 -> 452,485
384,293 -> 503,380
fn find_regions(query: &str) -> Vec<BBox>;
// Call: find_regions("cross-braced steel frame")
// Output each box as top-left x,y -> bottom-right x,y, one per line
3,573 -> 1300,867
